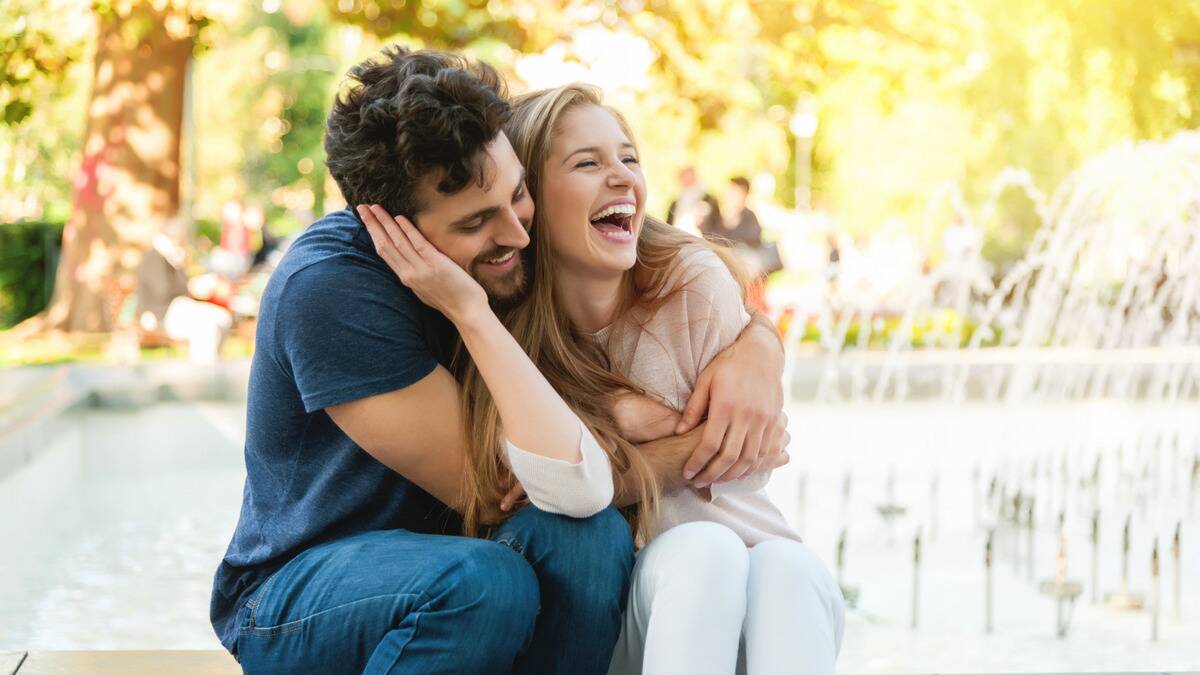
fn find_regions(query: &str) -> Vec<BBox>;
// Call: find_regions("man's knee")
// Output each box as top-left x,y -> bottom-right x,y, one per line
499,504 -> 634,564
495,505 -> 634,608
442,540 -> 540,639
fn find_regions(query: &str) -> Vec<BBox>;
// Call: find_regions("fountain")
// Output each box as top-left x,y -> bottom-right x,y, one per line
836,527 -> 860,608
985,529 -> 994,633
911,528 -> 922,629
1151,538 -> 1160,642
1172,521 -> 1182,621
775,130 -> 1200,668
1105,514 -> 1145,611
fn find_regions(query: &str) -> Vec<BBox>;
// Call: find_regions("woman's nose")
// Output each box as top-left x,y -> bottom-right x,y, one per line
607,161 -> 634,187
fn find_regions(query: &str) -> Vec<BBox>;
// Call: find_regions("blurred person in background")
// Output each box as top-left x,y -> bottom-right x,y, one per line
711,176 -> 763,247
248,204 -> 283,269
705,176 -> 774,313
666,165 -> 721,237
210,200 -> 254,280
135,217 -> 232,362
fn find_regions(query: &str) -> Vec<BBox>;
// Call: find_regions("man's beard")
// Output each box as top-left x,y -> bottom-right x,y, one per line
470,246 -> 529,311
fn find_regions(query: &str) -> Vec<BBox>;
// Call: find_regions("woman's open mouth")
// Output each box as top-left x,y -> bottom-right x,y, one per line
589,203 -> 636,243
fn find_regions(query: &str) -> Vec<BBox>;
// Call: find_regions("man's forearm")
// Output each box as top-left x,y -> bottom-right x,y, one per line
744,310 -> 785,369
613,424 -> 705,506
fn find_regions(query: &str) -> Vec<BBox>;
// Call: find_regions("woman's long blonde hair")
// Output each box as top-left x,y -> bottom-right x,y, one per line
453,83 -> 750,540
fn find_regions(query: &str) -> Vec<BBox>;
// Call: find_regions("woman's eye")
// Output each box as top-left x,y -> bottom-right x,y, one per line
623,156 -> 640,165
575,160 -> 598,169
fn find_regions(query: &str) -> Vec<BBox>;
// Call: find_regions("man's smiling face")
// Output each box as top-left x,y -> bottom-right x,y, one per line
412,132 -> 534,306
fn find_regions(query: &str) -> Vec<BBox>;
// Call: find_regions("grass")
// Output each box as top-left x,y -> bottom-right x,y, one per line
0,331 -> 255,368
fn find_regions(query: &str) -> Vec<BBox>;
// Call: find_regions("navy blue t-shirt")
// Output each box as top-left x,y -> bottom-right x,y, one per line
210,209 -> 462,653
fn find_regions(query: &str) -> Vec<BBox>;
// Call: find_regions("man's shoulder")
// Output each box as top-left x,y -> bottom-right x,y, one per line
275,210 -> 372,274
258,210 -> 432,336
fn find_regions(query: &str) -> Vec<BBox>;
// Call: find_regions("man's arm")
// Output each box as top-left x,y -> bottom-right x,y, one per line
612,424 -> 705,507
611,421 -> 790,507
327,365 -> 471,512
677,310 -> 786,486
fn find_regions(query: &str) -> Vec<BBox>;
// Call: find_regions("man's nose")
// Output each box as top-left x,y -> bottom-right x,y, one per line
495,205 -> 530,249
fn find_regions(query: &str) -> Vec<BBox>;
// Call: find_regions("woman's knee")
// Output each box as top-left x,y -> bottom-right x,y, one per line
749,540 -> 844,615
640,522 -> 749,604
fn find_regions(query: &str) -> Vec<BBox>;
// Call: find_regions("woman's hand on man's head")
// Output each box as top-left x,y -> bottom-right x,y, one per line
357,204 -> 490,326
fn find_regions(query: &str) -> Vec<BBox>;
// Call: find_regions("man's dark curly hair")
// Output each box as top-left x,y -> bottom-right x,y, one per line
324,46 -> 511,221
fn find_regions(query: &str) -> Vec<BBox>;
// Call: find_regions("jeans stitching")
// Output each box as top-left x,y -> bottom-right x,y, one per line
493,534 -> 525,555
238,591 -> 431,640
245,570 -> 282,628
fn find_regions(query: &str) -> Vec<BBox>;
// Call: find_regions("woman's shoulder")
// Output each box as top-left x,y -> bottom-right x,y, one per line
666,244 -> 740,299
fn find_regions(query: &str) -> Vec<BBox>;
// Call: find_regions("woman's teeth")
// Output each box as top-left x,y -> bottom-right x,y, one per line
592,220 -> 634,242
590,203 -> 636,221
589,204 -> 636,243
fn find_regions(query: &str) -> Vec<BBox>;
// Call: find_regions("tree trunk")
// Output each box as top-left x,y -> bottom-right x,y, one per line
40,6 -> 192,333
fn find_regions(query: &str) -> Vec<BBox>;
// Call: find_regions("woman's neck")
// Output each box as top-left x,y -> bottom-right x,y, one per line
554,268 -> 628,334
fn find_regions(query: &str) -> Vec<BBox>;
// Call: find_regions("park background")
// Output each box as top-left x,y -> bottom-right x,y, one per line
2,1 -> 1199,673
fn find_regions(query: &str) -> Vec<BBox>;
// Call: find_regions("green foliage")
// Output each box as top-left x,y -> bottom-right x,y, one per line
0,221 -> 63,328
0,2 -> 87,128
6,0 -> 1200,272
796,309 -> 1005,350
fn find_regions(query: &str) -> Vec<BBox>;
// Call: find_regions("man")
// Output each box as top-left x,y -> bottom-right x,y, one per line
666,165 -> 722,237
712,176 -> 763,247
212,46 -> 787,674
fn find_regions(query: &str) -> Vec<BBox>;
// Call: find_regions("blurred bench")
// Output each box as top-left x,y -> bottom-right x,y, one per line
3,651 -> 238,674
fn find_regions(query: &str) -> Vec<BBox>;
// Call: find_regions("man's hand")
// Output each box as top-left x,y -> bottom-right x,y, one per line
611,392 -> 682,444
499,478 -> 528,512
678,313 -> 786,487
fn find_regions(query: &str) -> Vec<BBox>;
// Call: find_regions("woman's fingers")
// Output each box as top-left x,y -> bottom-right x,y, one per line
390,213 -> 434,260
367,204 -> 420,264
357,206 -> 412,275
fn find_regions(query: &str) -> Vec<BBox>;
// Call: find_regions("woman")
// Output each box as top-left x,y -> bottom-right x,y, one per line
363,84 -> 844,673
510,84 -> 844,675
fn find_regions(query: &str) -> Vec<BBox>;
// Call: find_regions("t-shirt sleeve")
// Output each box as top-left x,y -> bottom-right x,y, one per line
272,259 -> 439,413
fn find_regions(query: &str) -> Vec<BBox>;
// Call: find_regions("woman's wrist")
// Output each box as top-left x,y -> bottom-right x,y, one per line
451,302 -> 503,338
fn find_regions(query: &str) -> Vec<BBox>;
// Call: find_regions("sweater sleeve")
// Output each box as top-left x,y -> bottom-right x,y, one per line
678,248 -> 752,378
504,418 -> 614,518
709,470 -> 770,498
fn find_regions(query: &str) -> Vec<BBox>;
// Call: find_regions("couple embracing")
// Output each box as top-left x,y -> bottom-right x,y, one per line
211,45 -> 843,674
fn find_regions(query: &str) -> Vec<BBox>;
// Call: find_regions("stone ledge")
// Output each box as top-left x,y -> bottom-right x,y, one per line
8,651 -> 237,675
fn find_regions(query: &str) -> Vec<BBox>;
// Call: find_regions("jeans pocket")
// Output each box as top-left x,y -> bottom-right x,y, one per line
242,570 -> 283,631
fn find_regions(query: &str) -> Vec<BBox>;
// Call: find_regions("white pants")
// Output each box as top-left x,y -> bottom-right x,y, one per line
608,522 -> 845,675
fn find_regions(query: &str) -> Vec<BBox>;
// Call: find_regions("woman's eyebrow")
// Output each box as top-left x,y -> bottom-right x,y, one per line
561,143 -> 636,166
561,146 -> 599,166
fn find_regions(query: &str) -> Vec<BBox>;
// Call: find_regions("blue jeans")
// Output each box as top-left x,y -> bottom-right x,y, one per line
235,505 -> 634,674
